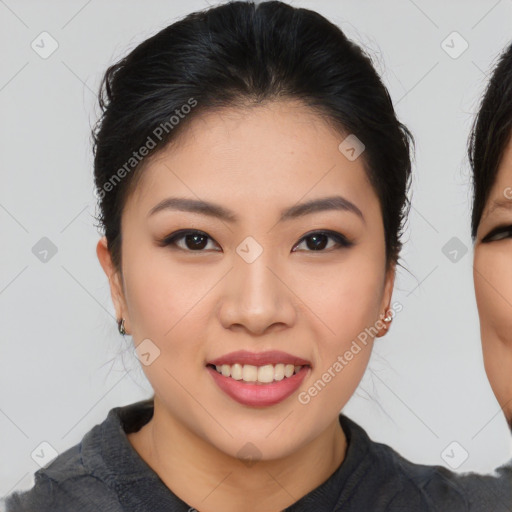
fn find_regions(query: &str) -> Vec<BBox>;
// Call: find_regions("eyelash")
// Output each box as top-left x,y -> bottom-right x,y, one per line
158,229 -> 353,253
482,225 -> 512,243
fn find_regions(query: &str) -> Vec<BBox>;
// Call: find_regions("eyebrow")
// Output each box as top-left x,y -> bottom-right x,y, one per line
484,198 -> 512,218
148,195 -> 365,223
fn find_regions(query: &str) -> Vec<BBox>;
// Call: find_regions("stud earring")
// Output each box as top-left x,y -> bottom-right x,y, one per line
118,317 -> 126,336
382,310 -> 393,328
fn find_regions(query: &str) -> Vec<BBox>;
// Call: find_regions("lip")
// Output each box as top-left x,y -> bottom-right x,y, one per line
206,365 -> 311,407
206,350 -> 312,367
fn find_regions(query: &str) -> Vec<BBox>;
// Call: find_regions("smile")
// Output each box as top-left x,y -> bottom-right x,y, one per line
207,363 -> 307,384
206,363 -> 311,407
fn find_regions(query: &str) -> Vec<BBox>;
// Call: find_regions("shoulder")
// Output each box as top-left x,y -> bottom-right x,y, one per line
340,415 -> 511,511
382,442 -> 512,510
2,446 -> 121,512
371,441 -> 469,509
1,406 -> 130,512
455,460 -> 512,511
2,399 -> 155,512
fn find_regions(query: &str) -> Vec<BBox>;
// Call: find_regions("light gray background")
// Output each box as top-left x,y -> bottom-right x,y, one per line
2,0 -> 512,496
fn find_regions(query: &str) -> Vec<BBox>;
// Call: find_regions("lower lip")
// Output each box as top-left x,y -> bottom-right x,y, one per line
206,365 -> 310,407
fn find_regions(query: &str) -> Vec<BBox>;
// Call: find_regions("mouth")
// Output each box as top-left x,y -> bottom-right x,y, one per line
205,363 -> 311,407
206,362 -> 310,384
206,349 -> 312,385
205,350 -> 312,407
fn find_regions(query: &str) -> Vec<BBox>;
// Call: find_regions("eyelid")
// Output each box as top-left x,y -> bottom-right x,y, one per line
158,229 -> 221,250
159,229 -> 353,251
293,229 -> 353,250
482,224 -> 512,243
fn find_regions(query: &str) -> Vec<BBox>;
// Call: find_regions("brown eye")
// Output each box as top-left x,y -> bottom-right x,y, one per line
293,231 -> 353,252
161,230 -> 221,252
159,229 -> 353,253
482,225 -> 512,243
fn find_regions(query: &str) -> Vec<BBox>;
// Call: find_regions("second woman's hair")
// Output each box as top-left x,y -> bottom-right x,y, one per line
469,41 -> 512,237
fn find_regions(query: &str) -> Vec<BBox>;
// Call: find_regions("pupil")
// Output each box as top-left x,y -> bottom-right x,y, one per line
307,234 -> 327,251
187,234 -> 207,250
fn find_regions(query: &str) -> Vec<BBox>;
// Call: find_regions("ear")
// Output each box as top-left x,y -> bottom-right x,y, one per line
96,236 -> 129,333
375,262 -> 396,338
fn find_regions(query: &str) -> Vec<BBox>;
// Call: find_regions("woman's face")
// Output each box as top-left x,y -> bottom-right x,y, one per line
474,139 -> 512,426
98,100 -> 395,460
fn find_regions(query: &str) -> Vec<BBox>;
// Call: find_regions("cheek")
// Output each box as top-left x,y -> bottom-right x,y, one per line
320,286 -> 380,353
474,247 -> 512,344
121,247 -> 215,400
474,246 -> 512,419
315,258 -> 383,336
122,244 -> 212,344
297,254 -> 384,374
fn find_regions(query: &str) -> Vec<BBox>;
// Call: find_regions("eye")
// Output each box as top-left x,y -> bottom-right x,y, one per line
159,229 -> 221,252
481,225 -> 512,243
292,230 -> 353,252
158,229 -> 353,253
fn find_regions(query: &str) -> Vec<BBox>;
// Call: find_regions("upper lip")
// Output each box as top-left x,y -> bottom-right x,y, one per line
207,350 -> 312,367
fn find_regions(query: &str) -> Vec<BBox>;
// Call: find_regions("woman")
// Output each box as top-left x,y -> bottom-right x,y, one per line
3,2 -> 510,511
470,41 -> 512,430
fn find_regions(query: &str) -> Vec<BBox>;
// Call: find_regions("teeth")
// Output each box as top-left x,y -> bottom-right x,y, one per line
274,363 -> 285,381
258,364 -> 274,383
211,363 -> 306,383
242,364 -> 258,382
231,363 -> 243,380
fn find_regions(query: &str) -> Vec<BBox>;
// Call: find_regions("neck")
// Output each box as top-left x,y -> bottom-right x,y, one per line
127,398 -> 347,512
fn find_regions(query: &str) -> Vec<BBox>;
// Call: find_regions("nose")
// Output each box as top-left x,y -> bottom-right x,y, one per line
217,247 -> 297,336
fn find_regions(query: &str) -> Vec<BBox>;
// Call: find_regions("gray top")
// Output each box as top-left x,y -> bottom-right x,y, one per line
2,399 -> 511,511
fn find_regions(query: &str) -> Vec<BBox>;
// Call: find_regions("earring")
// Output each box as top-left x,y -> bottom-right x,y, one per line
118,317 -> 126,335
383,310 -> 392,328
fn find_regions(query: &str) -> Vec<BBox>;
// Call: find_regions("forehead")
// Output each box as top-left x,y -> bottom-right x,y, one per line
482,142 -> 512,219
125,100 -> 379,219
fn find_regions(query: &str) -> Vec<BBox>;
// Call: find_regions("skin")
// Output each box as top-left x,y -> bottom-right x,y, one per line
97,99 -> 395,512
474,139 -> 512,428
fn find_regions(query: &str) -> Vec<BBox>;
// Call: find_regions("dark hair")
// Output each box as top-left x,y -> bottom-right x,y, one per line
92,0 -> 413,273
469,41 -> 512,239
